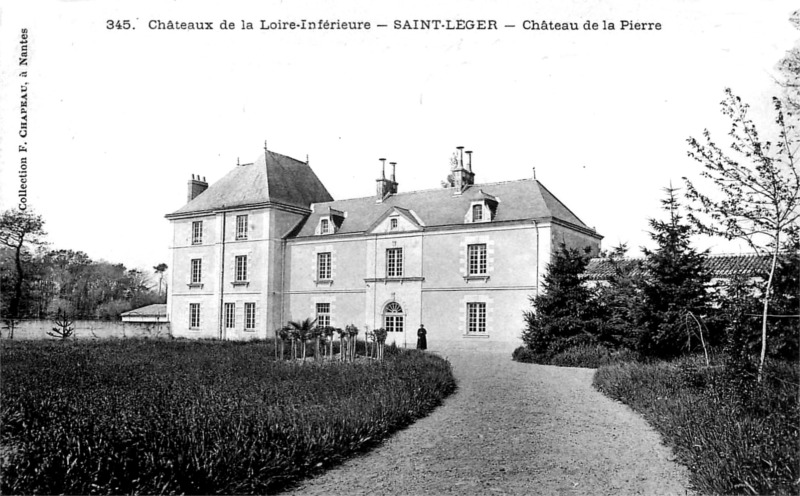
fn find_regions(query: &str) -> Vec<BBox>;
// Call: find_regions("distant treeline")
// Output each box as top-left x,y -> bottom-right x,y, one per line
1,247 -> 166,320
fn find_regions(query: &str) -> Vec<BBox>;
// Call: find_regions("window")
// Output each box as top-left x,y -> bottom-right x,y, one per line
192,221 -> 203,244
468,244 -> 487,275
224,302 -> 235,329
244,302 -> 256,330
390,218 -> 398,230
386,248 -> 403,277
316,302 -> 330,328
467,302 -> 486,334
190,259 -> 202,283
384,302 -> 404,332
317,252 -> 332,280
236,215 -> 248,240
472,204 -> 483,221
235,255 -> 247,281
189,303 -> 200,329
320,218 -> 330,234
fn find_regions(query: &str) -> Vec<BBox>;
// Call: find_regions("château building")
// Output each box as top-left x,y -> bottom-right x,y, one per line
165,146 -> 602,349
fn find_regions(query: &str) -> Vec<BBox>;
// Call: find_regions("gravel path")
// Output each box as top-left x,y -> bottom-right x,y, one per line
287,350 -> 693,495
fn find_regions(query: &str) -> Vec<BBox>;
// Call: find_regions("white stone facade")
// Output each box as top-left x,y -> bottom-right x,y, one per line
166,150 -> 602,348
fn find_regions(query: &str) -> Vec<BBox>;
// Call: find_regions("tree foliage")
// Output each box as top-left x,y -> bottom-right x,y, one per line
521,244 -> 599,355
153,263 -> 168,296
639,187 -> 711,358
0,210 -> 164,320
593,243 -> 645,351
0,210 -> 46,318
776,10 -> 800,113
684,89 -> 800,378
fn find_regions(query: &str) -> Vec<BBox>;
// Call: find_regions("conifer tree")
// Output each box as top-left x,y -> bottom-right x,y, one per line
594,243 -> 645,351
639,187 -> 711,358
521,244 -> 597,355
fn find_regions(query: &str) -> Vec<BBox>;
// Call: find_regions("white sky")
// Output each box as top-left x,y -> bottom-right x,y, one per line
0,0 -> 796,278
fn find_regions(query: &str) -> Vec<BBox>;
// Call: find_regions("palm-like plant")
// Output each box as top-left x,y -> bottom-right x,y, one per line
336,327 -> 347,361
345,324 -> 359,362
365,329 -> 374,358
276,325 -> 291,360
374,327 -> 388,360
289,318 -> 316,362
322,326 -> 336,358
311,326 -> 323,361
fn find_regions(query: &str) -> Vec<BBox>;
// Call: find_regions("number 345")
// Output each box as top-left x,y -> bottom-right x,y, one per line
106,20 -> 132,30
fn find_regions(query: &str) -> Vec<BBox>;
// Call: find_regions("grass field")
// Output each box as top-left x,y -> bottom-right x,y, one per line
0,339 -> 456,494
594,356 -> 799,495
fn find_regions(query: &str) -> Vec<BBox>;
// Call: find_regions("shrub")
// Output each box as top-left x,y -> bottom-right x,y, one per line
512,344 -> 639,368
521,244 -> 600,354
0,340 -> 456,494
594,356 -> 799,494
550,344 -> 641,368
511,346 -> 543,363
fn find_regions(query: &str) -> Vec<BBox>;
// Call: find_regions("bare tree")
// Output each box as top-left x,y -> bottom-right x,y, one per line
0,210 -> 46,318
684,89 -> 800,380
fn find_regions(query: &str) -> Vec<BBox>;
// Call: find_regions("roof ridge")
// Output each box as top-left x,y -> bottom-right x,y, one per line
262,152 -> 270,199
312,178 -> 539,206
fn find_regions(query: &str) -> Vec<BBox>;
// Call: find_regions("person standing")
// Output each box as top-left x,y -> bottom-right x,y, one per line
416,324 -> 427,350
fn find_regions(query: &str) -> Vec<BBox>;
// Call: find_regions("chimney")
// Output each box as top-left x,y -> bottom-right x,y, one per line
188,174 -> 208,202
451,146 -> 475,193
376,158 -> 399,201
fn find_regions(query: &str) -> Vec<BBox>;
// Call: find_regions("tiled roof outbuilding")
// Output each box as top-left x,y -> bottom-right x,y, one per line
583,253 -> 774,281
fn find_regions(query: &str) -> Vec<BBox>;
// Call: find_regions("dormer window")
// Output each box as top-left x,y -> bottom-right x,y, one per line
472,204 -> 483,221
467,195 -> 497,224
317,208 -> 345,235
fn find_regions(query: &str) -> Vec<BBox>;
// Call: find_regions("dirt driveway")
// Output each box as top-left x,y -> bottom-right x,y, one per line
288,349 -> 693,495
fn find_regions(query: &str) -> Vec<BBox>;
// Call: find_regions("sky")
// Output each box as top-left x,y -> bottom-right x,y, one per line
0,0 -> 797,280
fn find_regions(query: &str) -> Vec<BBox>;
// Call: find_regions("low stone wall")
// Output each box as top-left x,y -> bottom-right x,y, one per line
1,319 -> 171,340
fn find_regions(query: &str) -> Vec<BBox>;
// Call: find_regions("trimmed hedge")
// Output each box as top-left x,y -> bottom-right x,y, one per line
1,339 -> 456,494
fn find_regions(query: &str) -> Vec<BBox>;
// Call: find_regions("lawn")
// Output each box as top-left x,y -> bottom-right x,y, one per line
0,339 -> 456,494
594,356 -> 799,495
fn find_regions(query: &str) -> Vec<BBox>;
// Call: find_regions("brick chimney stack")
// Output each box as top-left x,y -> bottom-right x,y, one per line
452,146 -> 475,193
376,158 -> 398,201
188,174 -> 208,202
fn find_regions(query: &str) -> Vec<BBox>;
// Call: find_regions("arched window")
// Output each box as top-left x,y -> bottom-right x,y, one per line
383,302 -> 404,333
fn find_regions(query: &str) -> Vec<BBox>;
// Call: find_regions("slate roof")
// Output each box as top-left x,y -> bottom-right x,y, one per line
583,253 -> 774,281
167,151 -> 333,216
290,179 -> 596,238
120,304 -> 167,317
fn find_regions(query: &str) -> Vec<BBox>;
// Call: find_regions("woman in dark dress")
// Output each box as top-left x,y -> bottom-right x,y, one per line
416,324 -> 427,350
